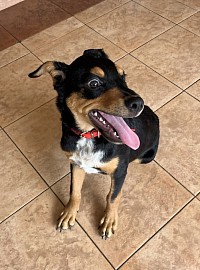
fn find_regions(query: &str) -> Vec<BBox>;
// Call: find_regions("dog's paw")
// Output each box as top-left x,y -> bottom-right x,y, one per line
57,202 -> 79,232
98,210 -> 118,239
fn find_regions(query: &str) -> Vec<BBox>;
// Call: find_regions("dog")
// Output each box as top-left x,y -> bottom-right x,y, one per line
29,49 -> 159,239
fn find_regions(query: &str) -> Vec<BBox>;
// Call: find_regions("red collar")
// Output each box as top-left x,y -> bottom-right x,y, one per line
69,127 -> 101,139
68,126 -> 136,139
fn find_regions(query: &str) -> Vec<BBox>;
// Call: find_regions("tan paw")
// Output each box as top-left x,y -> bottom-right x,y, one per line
57,202 -> 79,232
98,210 -> 118,239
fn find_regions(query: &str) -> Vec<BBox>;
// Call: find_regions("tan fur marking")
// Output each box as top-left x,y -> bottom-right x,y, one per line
66,92 -> 94,131
133,158 -> 142,164
90,67 -> 105,78
64,151 -> 72,158
66,88 -> 132,131
115,64 -> 124,76
99,178 -> 122,238
71,164 -> 86,198
57,164 -> 85,230
33,61 -> 65,81
43,61 -> 55,73
100,157 -> 119,175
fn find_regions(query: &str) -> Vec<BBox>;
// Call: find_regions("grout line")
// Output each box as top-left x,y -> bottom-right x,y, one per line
0,173 -> 115,269
0,179 -> 68,226
27,23 -> 124,63
154,160 -> 195,196
195,192 -> 200,201
50,171 -> 71,188
184,78 -> 200,91
129,54 -> 184,90
0,157 -> 70,226
176,1 -> 199,12
3,130 -> 49,186
177,10 -> 199,24
77,221 -> 115,269
47,0 -> 75,17
2,129 -> 70,190
0,47 -> 30,69
21,20 -> 85,54
85,4 -> 176,55
130,24 -> 176,54
132,0 -> 198,26
48,173 -> 115,268
0,23 -> 20,42
3,96 -> 56,129
75,0 -> 132,24
85,24 -> 128,55
154,91 -> 183,112
184,90 -> 200,103
117,196 -> 195,269
0,187 -> 49,225
131,0 -> 181,24
178,23 -> 200,38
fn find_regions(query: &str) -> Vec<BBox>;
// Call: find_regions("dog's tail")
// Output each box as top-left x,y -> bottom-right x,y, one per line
28,61 -> 67,81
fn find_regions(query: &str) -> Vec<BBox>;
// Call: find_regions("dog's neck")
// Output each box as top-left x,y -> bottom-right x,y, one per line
69,127 -> 101,139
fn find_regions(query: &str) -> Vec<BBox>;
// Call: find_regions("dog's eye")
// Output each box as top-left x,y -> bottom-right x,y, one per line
88,78 -> 101,89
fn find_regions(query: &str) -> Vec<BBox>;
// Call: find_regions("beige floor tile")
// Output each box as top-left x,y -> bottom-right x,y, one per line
180,11 -> 200,36
52,161 -> 191,268
34,25 -> 126,64
132,26 -> 200,89
5,100 -> 69,185
0,43 -> 29,68
134,0 -> 196,23
116,55 -> 182,111
121,199 -> 200,270
22,17 -> 83,51
0,130 -> 47,222
186,80 -> 200,100
75,0 -> 129,23
178,0 -> 200,10
0,53 -> 57,127
156,92 -> 200,195
0,190 -> 113,270
88,1 -> 174,52
0,0 -> 24,11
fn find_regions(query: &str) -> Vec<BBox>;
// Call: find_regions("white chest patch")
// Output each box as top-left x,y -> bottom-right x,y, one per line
70,138 -> 105,174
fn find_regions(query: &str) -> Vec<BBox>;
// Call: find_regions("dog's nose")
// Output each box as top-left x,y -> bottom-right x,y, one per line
125,96 -> 144,115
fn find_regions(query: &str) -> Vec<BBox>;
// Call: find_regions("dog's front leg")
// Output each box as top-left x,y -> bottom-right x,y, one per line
57,163 -> 85,231
99,165 -> 128,239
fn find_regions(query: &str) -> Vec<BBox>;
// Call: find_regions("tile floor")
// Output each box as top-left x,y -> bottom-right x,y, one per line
0,0 -> 200,269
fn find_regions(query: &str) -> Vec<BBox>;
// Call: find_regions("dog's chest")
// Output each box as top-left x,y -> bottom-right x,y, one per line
70,138 -> 104,174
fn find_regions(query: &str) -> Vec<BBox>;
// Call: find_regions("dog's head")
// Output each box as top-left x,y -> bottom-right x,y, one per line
29,49 -> 144,149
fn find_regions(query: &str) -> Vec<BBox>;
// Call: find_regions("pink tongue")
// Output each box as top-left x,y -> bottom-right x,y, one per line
99,112 -> 140,150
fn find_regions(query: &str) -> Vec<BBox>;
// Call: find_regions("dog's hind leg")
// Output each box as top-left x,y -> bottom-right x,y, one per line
57,163 -> 85,231
99,161 -> 128,239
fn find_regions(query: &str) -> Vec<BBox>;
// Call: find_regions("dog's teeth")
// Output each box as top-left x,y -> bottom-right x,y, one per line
103,121 -> 106,125
94,112 -> 98,117
114,132 -> 120,138
99,117 -> 103,122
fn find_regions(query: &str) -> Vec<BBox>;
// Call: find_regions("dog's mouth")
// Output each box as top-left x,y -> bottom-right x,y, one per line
88,110 -> 140,150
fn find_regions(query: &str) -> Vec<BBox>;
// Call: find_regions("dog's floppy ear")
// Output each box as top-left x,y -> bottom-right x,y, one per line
28,61 -> 68,85
83,49 -> 108,59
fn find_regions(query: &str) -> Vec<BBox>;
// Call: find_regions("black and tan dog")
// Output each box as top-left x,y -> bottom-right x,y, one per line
29,49 -> 159,239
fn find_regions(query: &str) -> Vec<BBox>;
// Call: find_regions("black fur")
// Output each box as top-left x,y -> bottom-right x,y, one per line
29,49 -> 159,235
